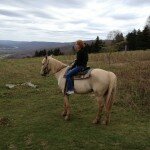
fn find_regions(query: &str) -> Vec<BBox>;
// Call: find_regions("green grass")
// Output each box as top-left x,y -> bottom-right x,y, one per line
0,51 -> 150,149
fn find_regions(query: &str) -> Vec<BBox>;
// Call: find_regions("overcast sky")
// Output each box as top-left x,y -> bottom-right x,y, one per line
0,0 -> 150,42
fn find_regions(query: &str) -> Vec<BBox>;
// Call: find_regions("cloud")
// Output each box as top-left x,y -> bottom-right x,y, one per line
0,0 -> 149,42
111,13 -> 139,20
0,9 -> 25,18
45,0 -> 86,8
23,10 -> 56,19
0,0 -> 86,9
123,0 -> 150,6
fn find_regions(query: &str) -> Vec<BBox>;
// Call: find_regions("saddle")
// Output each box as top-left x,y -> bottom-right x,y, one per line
64,66 -> 93,80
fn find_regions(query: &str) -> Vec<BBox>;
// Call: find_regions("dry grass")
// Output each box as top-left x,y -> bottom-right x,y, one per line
59,50 -> 150,113
0,50 -> 150,149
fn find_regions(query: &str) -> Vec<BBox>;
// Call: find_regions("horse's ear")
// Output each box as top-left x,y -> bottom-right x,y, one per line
45,55 -> 48,59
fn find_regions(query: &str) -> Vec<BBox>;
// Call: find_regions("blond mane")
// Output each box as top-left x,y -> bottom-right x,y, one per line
48,56 -> 67,73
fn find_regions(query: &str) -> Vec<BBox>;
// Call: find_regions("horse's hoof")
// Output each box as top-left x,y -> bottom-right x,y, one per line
61,111 -> 67,117
64,116 -> 70,121
92,119 -> 99,124
102,120 -> 109,125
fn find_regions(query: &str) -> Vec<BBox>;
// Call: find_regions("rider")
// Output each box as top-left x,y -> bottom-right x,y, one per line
66,40 -> 88,95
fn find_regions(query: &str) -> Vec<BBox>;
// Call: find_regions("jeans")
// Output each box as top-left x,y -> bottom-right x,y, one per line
66,66 -> 84,91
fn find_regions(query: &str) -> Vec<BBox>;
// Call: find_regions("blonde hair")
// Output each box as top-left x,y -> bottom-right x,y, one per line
76,40 -> 85,49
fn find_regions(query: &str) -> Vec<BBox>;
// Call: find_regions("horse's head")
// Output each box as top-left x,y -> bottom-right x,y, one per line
40,56 -> 51,76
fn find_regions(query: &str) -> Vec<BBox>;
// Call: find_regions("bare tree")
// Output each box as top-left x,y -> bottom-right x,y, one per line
107,30 -> 122,41
106,30 -> 122,65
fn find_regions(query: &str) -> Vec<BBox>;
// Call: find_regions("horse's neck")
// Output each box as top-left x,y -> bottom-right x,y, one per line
49,57 -> 67,80
54,67 -> 68,80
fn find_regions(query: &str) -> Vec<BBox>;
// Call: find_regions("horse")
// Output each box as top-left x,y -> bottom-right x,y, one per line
40,56 -> 117,125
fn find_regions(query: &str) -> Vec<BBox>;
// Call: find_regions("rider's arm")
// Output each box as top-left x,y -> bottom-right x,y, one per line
71,59 -> 77,69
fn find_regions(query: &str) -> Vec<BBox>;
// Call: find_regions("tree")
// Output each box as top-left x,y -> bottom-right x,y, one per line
146,16 -> 150,28
113,32 -> 125,51
126,26 -> 150,50
114,33 -> 124,43
106,31 -> 119,65
92,36 -> 99,53
48,49 -> 53,56
34,47 -> 64,57
135,29 -> 142,49
142,25 -> 150,49
107,30 -> 125,51
84,43 -> 91,53
94,36 -> 103,53
34,50 -> 39,57
53,48 -> 63,56
107,30 -> 121,41
85,36 -> 104,53
126,16 -> 150,50
126,29 -> 137,50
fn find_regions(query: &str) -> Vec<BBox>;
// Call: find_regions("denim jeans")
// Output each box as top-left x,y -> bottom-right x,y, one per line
66,66 -> 84,91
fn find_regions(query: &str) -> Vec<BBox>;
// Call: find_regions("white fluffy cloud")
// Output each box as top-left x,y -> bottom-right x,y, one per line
0,0 -> 149,42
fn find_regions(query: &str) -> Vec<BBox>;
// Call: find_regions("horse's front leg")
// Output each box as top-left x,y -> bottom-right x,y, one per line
62,95 -> 71,121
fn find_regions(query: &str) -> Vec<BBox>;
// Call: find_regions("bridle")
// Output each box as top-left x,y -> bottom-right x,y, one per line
52,65 -> 67,75
43,60 -> 67,75
43,62 -> 50,75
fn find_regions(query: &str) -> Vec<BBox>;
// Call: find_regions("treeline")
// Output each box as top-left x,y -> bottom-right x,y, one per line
84,36 -> 105,53
34,16 -> 150,57
34,36 -> 106,57
105,16 -> 150,51
108,31 -> 125,51
34,48 -> 63,57
126,25 -> 150,50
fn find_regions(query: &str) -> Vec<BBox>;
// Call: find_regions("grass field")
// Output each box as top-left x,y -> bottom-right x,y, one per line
0,50 -> 150,150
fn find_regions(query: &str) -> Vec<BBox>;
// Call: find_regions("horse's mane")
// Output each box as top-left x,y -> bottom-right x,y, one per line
48,56 -> 67,72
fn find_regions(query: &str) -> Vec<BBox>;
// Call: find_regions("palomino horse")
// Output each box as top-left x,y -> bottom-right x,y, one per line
40,56 -> 117,125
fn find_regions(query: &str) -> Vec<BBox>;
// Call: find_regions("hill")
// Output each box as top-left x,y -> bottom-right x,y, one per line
0,40 -> 71,58
0,40 -> 97,58
0,50 -> 149,149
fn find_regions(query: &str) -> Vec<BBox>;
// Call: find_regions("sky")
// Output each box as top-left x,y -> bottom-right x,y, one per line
0,0 -> 150,42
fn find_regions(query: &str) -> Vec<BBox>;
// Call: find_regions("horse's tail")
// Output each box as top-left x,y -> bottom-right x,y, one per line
105,72 -> 117,108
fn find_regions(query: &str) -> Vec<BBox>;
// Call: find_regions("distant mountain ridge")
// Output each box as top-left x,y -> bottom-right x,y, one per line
0,39 -> 109,58
0,40 -> 69,51
0,40 -> 73,58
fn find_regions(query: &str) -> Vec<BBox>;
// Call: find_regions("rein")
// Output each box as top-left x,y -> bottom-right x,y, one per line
52,65 -> 67,75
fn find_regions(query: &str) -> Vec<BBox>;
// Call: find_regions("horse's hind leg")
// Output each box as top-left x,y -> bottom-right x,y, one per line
61,95 -> 67,117
104,90 -> 115,125
93,96 -> 104,124
63,95 -> 71,121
